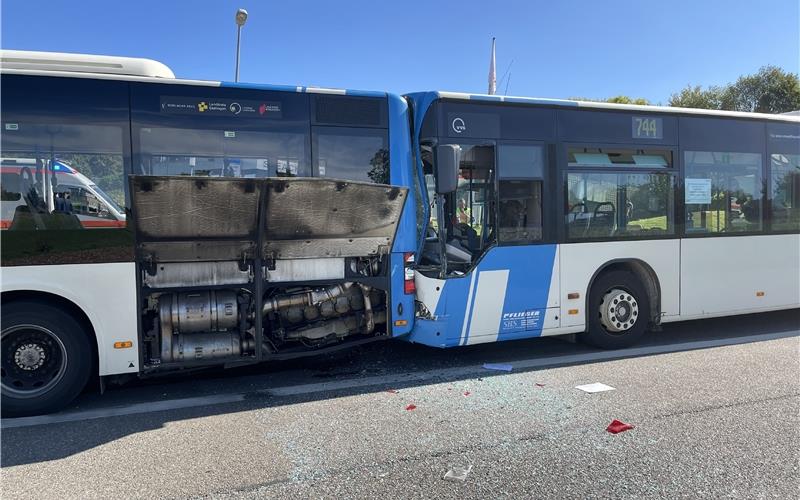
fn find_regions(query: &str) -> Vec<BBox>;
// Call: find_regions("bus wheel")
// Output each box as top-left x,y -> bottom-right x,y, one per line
583,270 -> 650,349
1,301 -> 92,417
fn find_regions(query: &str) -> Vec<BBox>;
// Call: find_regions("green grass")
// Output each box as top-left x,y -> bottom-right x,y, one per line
629,215 -> 668,230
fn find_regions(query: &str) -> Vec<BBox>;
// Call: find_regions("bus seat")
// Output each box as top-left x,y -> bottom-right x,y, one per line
9,205 -> 83,231
585,202 -> 615,237
9,206 -> 40,230
1,172 -> 23,201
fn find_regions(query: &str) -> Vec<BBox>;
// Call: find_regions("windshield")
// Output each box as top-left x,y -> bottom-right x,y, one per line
89,183 -> 124,215
420,142 -> 496,275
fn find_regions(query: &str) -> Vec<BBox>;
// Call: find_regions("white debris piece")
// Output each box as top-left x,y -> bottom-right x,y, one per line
575,382 -> 616,393
443,465 -> 473,482
482,363 -> 513,372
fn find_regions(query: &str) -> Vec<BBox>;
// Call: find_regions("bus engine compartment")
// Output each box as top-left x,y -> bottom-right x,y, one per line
130,176 -> 406,371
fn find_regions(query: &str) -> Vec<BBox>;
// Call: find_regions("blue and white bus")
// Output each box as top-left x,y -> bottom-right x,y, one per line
404,91 -> 799,349
1,51 -> 798,417
0,50 -> 419,416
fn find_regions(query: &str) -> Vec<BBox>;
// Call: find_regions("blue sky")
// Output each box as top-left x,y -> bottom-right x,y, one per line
2,0 -> 798,103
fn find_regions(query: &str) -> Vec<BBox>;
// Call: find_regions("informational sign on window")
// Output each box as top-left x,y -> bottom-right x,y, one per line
685,178 -> 712,204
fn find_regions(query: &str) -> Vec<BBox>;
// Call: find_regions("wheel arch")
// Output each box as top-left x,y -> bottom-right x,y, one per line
2,290 -> 100,378
584,258 -> 662,327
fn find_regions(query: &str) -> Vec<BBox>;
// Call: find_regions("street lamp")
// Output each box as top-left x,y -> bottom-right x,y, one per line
234,8 -> 248,82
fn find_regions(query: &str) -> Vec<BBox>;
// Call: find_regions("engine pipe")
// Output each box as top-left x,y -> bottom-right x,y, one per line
262,282 -> 354,316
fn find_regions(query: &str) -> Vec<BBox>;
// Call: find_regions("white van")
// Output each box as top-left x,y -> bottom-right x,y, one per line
1,158 -> 126,229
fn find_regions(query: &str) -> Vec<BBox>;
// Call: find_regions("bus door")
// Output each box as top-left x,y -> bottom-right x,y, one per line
432,141 -> 559,346
486,142 -> 559,340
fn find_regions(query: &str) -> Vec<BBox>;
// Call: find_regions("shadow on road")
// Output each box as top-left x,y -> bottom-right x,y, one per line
2,309 -> 798,467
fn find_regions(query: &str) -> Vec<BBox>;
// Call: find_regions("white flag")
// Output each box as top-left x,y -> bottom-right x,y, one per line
488,37 -> 497,95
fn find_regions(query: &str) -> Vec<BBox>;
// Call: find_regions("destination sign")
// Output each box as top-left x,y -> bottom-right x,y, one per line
632,116 -> 663,139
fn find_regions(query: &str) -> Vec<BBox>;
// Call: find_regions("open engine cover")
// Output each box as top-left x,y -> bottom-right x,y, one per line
262,178 -> 407,259
129,176 -> 407,262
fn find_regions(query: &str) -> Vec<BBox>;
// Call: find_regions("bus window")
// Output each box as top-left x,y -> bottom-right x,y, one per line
312,127 -> 388,183
498,180 -> 542,243
1,75 -> 129,233
568,148 -> 672,168
566,172 -> 674,239
132,85 -> 311,179
770,154 -> 800,231
55,185 -> 116,221
684,151 -> 763,234
137,127 -> 309,178
1,124 -> 127,231
565,147 -> 674,240
498,144 -> 545,244
419,143 -> 495,274
451,145 -> 495,256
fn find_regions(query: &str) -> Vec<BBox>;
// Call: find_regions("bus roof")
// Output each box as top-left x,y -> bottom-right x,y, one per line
412,90 -> 800,124
0,50 -> 175,78
0,50 -> 387,98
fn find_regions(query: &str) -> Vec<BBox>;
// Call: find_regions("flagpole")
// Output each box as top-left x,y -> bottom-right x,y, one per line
488,37 -> 497,95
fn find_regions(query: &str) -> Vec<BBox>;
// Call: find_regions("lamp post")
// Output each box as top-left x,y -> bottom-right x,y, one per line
234,8 -> 248,82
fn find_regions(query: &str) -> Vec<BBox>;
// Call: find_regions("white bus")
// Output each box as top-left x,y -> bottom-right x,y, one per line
0,50 -> 418,417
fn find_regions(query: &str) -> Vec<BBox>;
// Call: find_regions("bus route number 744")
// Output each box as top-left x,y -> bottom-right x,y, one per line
632,116 -> 662,139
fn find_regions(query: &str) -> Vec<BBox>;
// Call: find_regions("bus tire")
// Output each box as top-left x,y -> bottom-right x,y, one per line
583,270 -> 650,349
1,301 -> 92,417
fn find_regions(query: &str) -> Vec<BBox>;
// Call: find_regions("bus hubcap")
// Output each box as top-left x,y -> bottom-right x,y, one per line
600,289 -> 639,333
1,325 -> 67,398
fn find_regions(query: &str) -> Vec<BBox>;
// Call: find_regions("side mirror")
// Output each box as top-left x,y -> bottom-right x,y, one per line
435,144 -> 461,194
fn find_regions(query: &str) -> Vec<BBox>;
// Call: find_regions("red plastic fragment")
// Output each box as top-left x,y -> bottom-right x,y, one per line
386,389 -> 398,394
405,404 -> 417,411
463,391 -> 471,396
606,419 -> 634,434
535,383 -> 546,387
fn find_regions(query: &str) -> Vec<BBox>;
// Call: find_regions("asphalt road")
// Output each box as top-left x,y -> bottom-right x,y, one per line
2,310 -> 799,499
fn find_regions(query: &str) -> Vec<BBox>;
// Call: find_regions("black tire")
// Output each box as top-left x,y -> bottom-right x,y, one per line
1,301 -> 92,417
583,270 -> 651,349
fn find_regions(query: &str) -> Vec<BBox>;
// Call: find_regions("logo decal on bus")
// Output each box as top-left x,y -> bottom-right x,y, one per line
501,310 -> 542,331
451,117 -> 466,134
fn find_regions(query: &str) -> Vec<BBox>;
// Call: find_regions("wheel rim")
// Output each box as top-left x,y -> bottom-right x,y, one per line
599,288 -> 639,334
1,324 -> 68,398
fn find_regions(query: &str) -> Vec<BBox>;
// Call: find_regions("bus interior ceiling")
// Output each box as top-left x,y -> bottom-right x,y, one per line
130,175 -> 407,369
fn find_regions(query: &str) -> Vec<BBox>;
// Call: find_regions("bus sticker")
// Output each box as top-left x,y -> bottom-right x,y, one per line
501,310 -> 542,332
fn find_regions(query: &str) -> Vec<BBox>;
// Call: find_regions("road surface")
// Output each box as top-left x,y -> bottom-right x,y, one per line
2,310 -> 799,499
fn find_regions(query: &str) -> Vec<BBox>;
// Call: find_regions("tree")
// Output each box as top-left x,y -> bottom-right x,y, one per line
669,66 -> 800,113
668,85 -> 725,109
572,95 -> 651,105
367,148 -> 389,184
722,66 -> 800,113
605,95 -> 650,105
